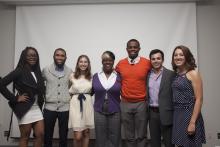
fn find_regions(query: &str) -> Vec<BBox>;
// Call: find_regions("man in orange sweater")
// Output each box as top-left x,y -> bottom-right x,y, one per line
116,39 -> 151,147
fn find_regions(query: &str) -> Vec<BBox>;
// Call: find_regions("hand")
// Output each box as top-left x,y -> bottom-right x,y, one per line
187,122 -> 196,135
17,93 -> 30,102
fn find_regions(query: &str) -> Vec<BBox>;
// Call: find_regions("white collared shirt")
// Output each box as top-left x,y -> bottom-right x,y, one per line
149,67 -> 163,107
31,72 -> 37,82
127,56 -> 140,65
31,72 -> 38,105
98,70 -> 117,90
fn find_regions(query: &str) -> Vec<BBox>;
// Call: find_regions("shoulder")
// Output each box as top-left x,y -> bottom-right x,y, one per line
42,67 -> 47,73
163,67 -> 175,75
117,58 -> 128,65
140,57 -> 150,62
42,64 -> 51,73
64,65 -> 72,72
115,58 -> 128,71
14,67 -> 23,73
115,72 -> 121,80
92,73 -> 98,79
162,68 -> 176,81
69,72 -> 75,79
42,65 -> 52,78
10,67 -> 23,77
186,70 -> 201,82
140,57 -> 151,65
0,68 -> 23,83
139,57 -> 151,70
94,72 -> 98,76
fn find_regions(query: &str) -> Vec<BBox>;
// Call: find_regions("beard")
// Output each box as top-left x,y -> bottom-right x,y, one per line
54,58 -> 66,68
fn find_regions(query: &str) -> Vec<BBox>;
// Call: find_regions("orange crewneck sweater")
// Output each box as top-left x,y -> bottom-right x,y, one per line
116,57 -> 151,102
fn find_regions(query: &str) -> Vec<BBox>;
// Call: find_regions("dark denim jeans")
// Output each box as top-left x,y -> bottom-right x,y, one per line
43,109 -> 69,147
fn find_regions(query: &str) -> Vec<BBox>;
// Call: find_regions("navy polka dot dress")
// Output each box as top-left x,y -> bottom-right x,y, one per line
172,73 -> 206,147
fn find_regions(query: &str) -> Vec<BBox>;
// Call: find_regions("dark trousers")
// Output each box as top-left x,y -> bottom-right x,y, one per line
95,111 -> 121,147
43,109 -> 69,147
120,101 -> 148,147
149,109 -> 174,147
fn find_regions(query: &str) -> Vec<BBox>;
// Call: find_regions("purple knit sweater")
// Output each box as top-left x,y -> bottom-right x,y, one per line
92,73 -> 121,113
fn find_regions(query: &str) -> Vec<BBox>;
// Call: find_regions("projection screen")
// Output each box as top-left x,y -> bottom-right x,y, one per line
11,2 -> 197,138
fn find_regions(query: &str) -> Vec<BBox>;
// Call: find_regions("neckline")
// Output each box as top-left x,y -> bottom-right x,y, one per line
177,72 -> 187,76
177,69 -> 189,76
95,73 -> 117,91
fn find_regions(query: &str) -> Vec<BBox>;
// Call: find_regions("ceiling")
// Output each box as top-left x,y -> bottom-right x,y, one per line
0,0 -> 205,6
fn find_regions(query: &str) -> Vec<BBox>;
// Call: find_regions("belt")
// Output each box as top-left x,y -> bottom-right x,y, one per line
149,106 -> 159,113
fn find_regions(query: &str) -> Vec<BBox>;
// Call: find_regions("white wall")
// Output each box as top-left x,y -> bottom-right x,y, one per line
197,0 -> 220,146
0,4 -> 17,146
0,1 -> 220,146
14,3 -> 197,72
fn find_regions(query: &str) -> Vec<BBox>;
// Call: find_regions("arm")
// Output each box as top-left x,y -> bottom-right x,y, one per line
41,68 -> 47,87
186,70 -> 203,135
41,68 -> 46,81
68,72 -> 74,95
115,62 -> 120,73
0,68 -> 21,103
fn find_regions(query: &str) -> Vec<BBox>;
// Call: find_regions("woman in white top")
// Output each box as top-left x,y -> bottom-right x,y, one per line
68,55 -> 94,147
92,51 -> 121,147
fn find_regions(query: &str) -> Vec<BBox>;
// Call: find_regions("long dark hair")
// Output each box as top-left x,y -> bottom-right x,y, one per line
171,45 -> 197,72
74,55 -> 92,80
16,47 -> 45,95
16,47 -> 40,70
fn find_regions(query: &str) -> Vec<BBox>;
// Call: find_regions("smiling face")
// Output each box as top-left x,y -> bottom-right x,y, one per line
102,53 -> 114,74
150,52 -> 163,71
26,48 -> 38,66
173,48 -> 186,68
78,56 -> 89,72
126,40 -> 140,59
53,49 -> 66,67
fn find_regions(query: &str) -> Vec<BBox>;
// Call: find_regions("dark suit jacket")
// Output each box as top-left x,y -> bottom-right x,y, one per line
0,67 -> 45,119
147,67 -> 175,125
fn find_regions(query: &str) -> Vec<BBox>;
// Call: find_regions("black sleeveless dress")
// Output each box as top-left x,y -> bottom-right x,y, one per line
172,73 -> 206,147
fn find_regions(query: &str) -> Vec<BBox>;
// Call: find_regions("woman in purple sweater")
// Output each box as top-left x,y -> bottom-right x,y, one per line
92,51 -> 121,147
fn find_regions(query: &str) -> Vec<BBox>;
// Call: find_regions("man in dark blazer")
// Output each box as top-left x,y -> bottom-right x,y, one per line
147,49 -> 175,147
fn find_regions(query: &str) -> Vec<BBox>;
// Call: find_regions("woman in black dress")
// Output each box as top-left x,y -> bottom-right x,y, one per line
171,45 -> 206,147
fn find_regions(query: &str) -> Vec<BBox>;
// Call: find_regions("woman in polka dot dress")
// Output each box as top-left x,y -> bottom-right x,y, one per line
171,45 -> 206,147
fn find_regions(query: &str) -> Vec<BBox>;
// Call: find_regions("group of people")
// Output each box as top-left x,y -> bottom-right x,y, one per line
0,39 -> 206,147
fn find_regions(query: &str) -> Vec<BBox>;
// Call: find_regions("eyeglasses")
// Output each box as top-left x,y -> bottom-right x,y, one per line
26,54 -> 37,58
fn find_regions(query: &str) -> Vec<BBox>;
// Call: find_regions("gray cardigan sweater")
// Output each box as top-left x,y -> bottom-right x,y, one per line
42,63 -> 72,112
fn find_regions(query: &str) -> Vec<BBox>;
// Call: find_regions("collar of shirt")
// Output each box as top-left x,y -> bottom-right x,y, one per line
31,71 -> 37,82
150,67 -> 164,80
98,70 -> 117,90
127,56 -> 140,65
149,67 -> 163,107
55,65 -> 64,72
55,65 -> 65,77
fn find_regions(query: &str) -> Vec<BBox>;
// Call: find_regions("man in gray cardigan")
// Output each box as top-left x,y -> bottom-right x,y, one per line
147,49 -> 175,147
42,48 -> 72,147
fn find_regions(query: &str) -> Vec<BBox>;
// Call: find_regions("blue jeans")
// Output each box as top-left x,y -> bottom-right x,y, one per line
43,109 -> 69,147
